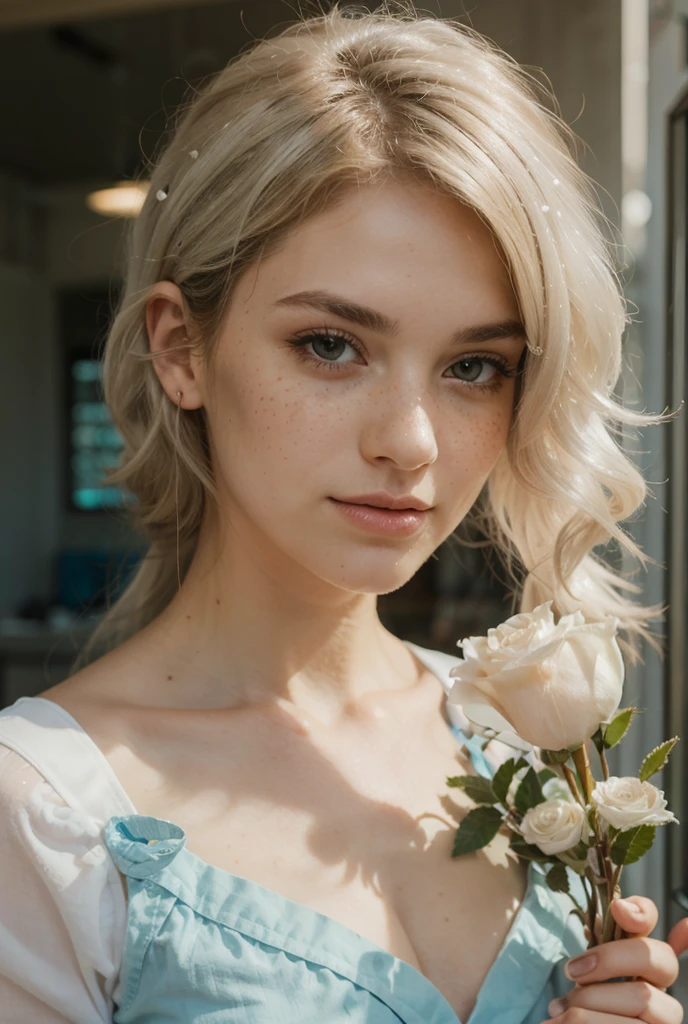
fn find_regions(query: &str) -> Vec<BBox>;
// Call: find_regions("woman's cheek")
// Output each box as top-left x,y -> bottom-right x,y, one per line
484,409 -> 513,465
437,409 -> 511,524
216,381 -> 339,508
448,404 -> 512,472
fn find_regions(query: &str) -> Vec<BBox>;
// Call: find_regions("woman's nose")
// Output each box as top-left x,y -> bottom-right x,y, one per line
359,390 -> 439,471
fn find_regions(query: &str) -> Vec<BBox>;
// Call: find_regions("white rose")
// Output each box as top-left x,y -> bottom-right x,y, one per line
591,776 -> 679,831
520,799 -> 589,855
447,600 -> 624,751
542,776 -> 575,803
506,769 -> 573,808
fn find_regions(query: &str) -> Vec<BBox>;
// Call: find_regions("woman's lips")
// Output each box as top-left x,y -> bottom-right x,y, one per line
328,498 -> 429,537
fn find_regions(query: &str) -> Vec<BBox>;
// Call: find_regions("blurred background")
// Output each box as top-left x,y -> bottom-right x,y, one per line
0,0 -> 686,998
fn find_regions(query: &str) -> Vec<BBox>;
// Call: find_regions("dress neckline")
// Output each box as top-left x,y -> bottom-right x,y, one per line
104,813 -> 548,1024
5,641 -> 573,1024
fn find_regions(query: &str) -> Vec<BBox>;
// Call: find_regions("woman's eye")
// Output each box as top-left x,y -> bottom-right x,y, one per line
309,333 -> 358,363
287,330 -> 516,392
288,330 -> 362,368
446,357 -> 501,386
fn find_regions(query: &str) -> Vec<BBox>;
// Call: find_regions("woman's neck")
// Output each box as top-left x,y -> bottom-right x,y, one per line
135,524 -> 421,723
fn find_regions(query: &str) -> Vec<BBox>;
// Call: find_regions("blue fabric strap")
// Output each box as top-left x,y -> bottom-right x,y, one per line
451,725 -> 496,780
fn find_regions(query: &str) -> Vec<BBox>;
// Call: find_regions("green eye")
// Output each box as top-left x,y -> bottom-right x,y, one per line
448,356 -> 491,380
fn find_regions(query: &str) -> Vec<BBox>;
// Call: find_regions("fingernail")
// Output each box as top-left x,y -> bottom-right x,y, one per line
620,899 -> 642,915
566,952 -> 597,978
548,999 -> 565,1016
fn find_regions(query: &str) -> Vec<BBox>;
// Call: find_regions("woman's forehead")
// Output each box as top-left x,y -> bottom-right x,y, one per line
232,182 -> 519,319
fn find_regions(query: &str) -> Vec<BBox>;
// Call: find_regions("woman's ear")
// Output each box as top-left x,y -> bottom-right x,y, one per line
145,281 -> 205,410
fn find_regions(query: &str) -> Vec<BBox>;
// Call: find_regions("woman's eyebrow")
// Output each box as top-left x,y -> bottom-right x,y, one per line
273,289 -> 527,345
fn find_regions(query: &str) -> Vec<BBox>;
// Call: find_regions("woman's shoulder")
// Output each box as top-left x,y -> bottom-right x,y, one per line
0,664 -> 138,823
0,731 -> 108,858
35,635 -> 150,716
0,711 -> 129,1021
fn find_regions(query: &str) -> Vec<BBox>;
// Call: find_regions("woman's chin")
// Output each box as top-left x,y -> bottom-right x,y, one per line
318,559 -> 423,597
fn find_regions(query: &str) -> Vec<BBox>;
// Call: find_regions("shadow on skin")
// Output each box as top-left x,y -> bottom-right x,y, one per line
39,667 -> 527,1016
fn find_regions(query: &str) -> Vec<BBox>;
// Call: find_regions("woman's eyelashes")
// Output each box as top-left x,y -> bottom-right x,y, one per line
285,327 -> 522,394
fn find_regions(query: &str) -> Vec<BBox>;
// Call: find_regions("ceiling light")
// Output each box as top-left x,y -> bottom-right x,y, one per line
86,180 -> 149,218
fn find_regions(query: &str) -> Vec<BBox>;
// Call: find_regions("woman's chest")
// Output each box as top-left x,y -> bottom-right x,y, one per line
95,704 -> 528,1023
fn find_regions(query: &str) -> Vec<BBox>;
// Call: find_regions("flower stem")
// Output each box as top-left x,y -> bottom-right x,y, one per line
600,881 -> 617,943
599,748 -> 610,781
562,763 -> 586,807
566,888 -> 587,919
571,744 -> 596,805
585,869 -> 599,945
609,864 -> 632,941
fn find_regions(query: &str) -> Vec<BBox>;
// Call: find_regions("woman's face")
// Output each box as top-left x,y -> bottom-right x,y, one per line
199,177 -> 527,595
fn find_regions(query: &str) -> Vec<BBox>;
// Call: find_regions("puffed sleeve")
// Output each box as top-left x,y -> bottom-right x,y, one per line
0,742 -> 126,1022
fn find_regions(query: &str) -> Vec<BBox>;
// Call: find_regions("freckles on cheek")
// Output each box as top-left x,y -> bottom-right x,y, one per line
281,395 -> 349,464
486,408 -> 512,454
240,379 -> 341,468
450,410 -> 511,477
211,357 -> 280,457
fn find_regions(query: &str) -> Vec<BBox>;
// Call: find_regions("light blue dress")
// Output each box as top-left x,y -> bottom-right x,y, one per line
99,641 -> 585,1024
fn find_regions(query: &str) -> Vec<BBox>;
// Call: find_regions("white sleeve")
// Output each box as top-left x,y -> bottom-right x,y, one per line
0,742 -> 125,1023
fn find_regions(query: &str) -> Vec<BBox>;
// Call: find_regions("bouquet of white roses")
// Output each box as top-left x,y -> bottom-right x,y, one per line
446,601 -> 679,948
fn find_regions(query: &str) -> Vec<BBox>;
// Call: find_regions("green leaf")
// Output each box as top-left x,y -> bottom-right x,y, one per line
491,759 -> 516,805
451,806 -> 503,857
491,756 -> 528,806
590,725 -> 605,756
509,831 -> 551,863
537,768 -> 558,785
545,861 -> 571,894
557,840 -> 590,875
639,737 -> 680,782
540,747 -> 574,765
514,766 -> 546,816
559,857 -> 589,876
603,708 -> 637,749
569,840 -> 590,860
446,774 -> 498,804
610,824 -> 656,866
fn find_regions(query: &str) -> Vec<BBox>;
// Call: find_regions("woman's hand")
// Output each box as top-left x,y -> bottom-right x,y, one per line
542,896 -> 688,1023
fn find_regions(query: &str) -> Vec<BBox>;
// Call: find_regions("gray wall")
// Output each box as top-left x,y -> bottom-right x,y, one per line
0,260 -> 57,616
0,177 -> 135,618
643,0 -> 688,999
439,0 -> 622,226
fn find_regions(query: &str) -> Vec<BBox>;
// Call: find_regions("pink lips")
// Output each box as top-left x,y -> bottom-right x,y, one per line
334,491 -> 432,512
328,497 -> 431,537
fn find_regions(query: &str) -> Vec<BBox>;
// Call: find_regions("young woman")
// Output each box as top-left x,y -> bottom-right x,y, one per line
1,4 -> 686,1022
